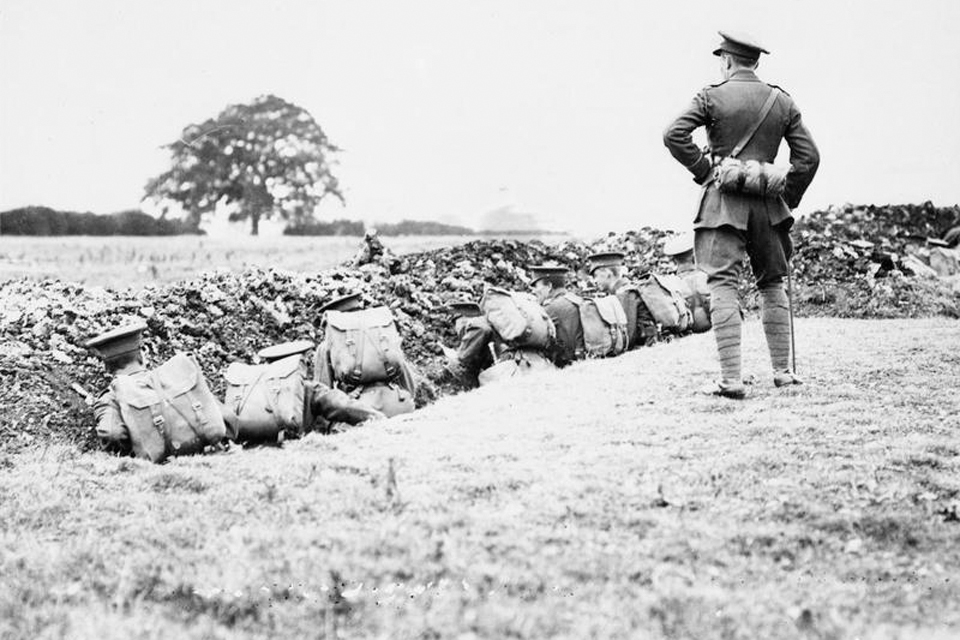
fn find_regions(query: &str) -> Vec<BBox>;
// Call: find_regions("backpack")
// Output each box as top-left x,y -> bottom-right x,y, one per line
564,293 -> 628,357
477,349 -> 557,387
352,381 -> 415,418
636,274 -> 693,333
223,354 -> 308,442
480,287 -> 556,349
111,353 -> 228,463
324,306 -> 407,385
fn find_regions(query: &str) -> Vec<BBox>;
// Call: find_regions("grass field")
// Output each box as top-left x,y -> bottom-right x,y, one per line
0,234 -> 567,289
2,317 -> 959,639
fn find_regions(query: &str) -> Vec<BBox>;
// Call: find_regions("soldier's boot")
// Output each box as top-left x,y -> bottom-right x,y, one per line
710,301 -> 744,393
699,379 -> 747,400
759,283 -> 798,388
773,372 -> 804,387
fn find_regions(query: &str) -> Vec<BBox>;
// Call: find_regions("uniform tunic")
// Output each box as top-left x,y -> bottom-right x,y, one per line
541,288 -> 583,367
94,369 -> 148,450
613,278 -> 657,348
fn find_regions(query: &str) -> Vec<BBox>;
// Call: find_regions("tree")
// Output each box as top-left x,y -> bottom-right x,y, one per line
144,95 -> 343,235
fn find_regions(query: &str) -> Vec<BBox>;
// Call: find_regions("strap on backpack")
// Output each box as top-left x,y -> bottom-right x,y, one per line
730,88 -> 780,159
149,371 -> 203,441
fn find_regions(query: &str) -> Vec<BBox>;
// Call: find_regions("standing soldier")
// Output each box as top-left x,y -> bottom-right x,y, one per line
587,251 -> 658,348
529,264 -> 583,367
663,31 -> 819,398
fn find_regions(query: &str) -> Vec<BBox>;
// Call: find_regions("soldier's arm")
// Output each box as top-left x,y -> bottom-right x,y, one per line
782,98 -> 820,209
547,303 -> 578,366
314,342 -> 335,388
663,90 -> 713,184
94,390 -> 131,450
311,384 -> 385,424
616,289 -> 639,347
396,359 -> 418,396
456,318 -> 495,374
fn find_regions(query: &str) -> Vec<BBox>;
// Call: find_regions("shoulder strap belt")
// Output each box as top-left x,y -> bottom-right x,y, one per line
730,88 -> 780,159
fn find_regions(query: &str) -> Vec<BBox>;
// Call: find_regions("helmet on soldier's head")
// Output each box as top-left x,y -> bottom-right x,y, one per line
85,322 -> 147,362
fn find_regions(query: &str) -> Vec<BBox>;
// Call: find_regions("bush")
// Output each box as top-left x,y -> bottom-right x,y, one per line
283,219 -> 366,236
375,219 -> 475,236
0,206 -> 201,236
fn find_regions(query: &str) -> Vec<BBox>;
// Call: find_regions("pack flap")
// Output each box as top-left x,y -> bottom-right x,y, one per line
112,353 -> 199,409
653,273 -> 685,292
326,306 -> 395,331
593,295 -> 628,325
153,353 -> 201,396
224,355 -> 301,385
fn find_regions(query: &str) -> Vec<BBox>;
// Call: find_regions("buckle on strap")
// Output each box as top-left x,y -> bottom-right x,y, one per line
191,400 -> 209,424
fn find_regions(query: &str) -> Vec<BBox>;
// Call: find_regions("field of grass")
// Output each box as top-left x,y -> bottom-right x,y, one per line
0,234 -> 567,289
2,317 -> 959,639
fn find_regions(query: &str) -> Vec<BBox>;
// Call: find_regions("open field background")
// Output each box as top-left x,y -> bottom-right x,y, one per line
0,235 -> 569,289
2,317 -> 959,639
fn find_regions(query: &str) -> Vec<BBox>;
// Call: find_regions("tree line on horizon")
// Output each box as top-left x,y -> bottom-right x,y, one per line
0,206 -> 520,237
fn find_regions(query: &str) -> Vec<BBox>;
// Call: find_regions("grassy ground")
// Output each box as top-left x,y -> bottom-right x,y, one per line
0,235 -> 565,289
2,317 -> 959,639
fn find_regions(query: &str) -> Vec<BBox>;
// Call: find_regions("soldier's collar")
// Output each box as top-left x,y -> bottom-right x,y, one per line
729,69 -> 761,82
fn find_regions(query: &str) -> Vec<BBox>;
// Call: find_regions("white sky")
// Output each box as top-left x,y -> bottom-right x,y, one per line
1,0 -> 958,235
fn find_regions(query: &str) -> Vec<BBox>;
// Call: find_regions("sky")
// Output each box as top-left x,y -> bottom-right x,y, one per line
1,0 -> 958,236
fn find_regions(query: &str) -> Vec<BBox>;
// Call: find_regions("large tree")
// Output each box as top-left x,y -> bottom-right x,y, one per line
144,95 -> 343,235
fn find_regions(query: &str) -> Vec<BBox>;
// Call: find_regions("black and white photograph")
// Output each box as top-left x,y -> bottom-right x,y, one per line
1,0 -> 959,638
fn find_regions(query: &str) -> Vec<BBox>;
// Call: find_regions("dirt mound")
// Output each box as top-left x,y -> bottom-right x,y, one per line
1,205 -> 958,450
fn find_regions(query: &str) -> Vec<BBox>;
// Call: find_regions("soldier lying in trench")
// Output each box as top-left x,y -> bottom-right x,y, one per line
88,322 -> 381,463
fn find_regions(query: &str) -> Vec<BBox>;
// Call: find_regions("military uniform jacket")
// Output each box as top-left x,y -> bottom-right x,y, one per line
663,69 -> 819,229
541,289 -> 583,367
94,370 -> 149,450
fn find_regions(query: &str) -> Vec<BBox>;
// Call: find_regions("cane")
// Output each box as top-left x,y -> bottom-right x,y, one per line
787,265 -> 797,374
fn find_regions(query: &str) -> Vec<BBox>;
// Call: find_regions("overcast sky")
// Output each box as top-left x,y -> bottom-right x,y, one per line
1,0 -> 958,235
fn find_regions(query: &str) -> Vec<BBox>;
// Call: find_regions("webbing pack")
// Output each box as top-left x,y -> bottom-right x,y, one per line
636,274 -> 693,333
111,353 -> 227,463
480,287 -> 555,349
223,354 -> 308,442
564,293 -> 628,357
325,306 -> 407,385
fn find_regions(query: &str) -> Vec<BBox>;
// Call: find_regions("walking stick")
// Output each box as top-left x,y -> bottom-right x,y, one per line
787,265 -> 797,374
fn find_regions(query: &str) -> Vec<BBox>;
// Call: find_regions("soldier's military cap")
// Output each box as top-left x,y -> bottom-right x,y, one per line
529,264 -> 569,286
257,339 -> 315,362
662,233 -> 695,257
319,292 -> 363,314
586,251 -> 626,274
85,321 -> 147,361
712,30 -> 769,58
445,300 -> 482,317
